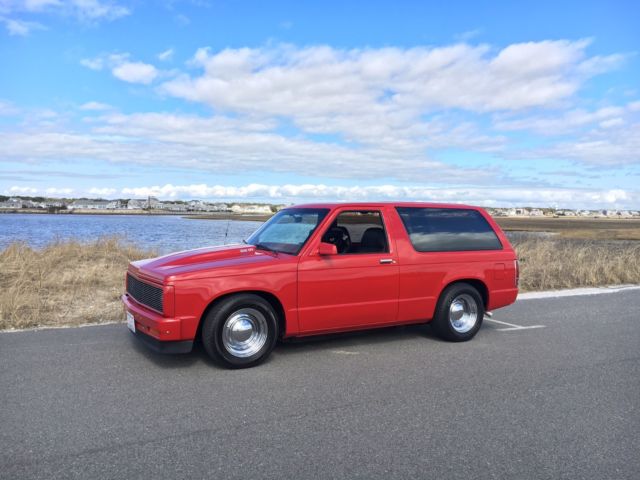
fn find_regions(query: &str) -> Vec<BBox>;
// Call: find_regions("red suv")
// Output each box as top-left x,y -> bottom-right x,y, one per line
123,203 -> 518,368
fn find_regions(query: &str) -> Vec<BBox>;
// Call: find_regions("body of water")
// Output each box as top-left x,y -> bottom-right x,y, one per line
1,213 -> 547,254
0,214 -> 263,254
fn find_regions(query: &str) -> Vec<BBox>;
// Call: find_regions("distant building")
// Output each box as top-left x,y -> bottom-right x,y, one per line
127,197 -> 159,210
69,200 -> 110,210
0,198 -> 24,209
158,202 -> 188,212
127,199 -> 145,209
230,204 -> 272,214
557,210 -> 576,217
106,200 -> 126,209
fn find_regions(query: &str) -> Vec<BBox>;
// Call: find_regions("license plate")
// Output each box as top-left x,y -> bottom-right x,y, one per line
126,311 -> 135,333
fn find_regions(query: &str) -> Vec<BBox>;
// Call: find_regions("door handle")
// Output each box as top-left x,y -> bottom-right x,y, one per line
379,258 -> 395,264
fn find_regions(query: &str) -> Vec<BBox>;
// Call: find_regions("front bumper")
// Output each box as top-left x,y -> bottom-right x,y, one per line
122,293 -> 194,354
131,328 -> 194,354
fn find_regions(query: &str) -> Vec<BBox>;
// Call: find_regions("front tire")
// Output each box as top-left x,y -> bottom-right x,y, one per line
202,294 -> 279,368
431,283 -> 484,342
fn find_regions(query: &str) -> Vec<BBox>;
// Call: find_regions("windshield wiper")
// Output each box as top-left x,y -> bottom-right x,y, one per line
253,243 -> 279,254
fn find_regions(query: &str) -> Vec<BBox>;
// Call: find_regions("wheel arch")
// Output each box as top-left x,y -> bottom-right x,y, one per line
196,290 -> 287,341
439,278 -> 489,310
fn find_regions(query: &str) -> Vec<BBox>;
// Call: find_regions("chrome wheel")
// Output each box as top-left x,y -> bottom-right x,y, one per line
448,293 -> 479,333
222,308 -> 268,358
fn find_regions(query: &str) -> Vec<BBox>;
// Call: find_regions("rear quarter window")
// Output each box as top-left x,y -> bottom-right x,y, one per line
396,207 -> 502,252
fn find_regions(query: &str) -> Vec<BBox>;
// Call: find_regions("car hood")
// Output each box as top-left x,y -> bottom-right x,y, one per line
129,243 -> 294,283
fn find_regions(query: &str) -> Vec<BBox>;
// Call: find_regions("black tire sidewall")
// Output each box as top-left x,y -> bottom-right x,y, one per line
433,283 -> 484,342
202,294 -> 278,368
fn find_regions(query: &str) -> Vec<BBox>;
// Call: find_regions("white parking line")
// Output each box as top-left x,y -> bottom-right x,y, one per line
484,317 -> 545,332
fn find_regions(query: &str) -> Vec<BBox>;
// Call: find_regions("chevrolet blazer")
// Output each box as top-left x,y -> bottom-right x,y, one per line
122,202 -> 519,368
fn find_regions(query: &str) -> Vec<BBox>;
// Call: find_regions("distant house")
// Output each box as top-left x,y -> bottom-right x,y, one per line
127,198 -> 159,210
127,199 -> 146,209
557,210 -> 576,217
106,200 -> 126,209
0,198 -> 24,209
529,209 -> 543,216
158,202 -> 188,212
187,200 -> 207,211
69,200 -> 110,210
230,204 -> 273,214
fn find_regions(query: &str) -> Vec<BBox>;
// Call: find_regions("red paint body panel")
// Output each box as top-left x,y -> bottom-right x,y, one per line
122,202 -> 518,344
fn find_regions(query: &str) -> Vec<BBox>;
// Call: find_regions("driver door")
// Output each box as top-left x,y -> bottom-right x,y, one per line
297,208 -> 399,333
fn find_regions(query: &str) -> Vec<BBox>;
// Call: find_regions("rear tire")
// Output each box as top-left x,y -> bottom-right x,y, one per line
431,283 -> 484,342
202,294 -> 278,368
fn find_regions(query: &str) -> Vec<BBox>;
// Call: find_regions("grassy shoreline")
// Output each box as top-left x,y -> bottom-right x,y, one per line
1,236 -> 639,330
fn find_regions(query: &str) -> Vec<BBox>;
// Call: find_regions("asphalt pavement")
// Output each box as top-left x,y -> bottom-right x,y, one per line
1,290 -> 639,480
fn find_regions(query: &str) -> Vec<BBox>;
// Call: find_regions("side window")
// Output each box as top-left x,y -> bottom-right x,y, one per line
396,207 -> 502,252
321,210 -> 389,254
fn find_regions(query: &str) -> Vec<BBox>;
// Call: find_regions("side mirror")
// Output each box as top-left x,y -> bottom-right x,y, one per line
318,242 -> 337,256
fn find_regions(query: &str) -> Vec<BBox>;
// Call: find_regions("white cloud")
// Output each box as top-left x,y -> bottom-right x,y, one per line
79,101 -> 112,110
27,108 -> 512,183
4,39 -> 637,209
494,104 -> 634,135
1,16 -> 44,35
7,185 -> 38,194
525,122 -> 640,165
0,0 -> 129,30
67,0 -> 129,21
157,40 -> 623,151
80,57 -> 104,70
22,0 -> 62,10
157,48 -> 174,61
12,182 -> 638,209
22,0 -> 128,20
112,61 -> 158,84
117,183 -> 639,209
0,112 -> 495,184
81,53 -> 160,84
5,185 -> 72,196
599,117 -> 624,129
163,40 -> 618,114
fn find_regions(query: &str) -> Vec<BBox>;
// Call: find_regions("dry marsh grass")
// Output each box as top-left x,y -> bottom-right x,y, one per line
495,217 -> 640,240
1,236 -> 638,330
0,237 -> 153,330
512,238 -> 640,291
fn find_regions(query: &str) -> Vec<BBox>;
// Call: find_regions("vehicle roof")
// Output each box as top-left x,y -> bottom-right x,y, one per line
285,202 -> 484,210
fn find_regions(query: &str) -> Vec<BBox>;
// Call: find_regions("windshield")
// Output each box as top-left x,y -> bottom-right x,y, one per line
246,208 -> 330,255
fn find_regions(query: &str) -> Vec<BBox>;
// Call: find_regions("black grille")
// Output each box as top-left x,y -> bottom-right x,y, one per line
127,274 -> 163,313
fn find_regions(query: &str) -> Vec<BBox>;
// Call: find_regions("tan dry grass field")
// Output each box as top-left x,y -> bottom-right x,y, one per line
1,224 -> 639,329
0,238 -> 152,330
494,216 -> 640,240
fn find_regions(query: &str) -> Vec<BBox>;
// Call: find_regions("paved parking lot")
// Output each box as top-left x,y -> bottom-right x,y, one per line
1,290 -> 639,479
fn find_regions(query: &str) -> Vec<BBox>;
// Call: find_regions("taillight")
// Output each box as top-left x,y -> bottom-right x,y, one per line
515,259 -> 520,287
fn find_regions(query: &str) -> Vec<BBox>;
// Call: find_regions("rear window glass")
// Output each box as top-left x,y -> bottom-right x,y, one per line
396,207 -> 502,252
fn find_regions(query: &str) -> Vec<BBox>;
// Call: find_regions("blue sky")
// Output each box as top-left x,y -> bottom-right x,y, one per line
0,0 -> 639,208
